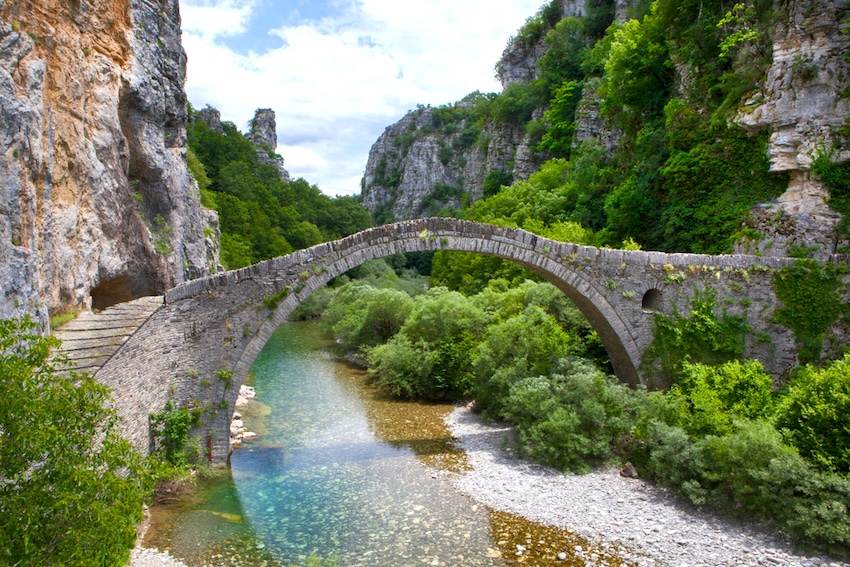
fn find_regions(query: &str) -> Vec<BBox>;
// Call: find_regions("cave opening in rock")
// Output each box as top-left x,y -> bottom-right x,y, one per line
90,276 -> 136,311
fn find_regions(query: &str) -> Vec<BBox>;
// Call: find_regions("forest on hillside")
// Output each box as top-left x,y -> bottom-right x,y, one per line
371,0 -> 849,261
186,109 -> 373,269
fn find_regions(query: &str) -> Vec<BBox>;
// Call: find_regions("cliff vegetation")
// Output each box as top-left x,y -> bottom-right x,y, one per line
187,107 -> 372,269
363,0 -> 850,260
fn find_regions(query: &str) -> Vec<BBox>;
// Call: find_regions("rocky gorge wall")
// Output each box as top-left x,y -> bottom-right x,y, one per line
359,0 -> 630,222
361,0 -> 850,261
0,0 -> 217,327
360,101 -> 538,221
735,0 -> 850,259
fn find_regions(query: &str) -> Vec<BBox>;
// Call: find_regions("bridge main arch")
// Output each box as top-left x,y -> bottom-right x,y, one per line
96,218 -> 804,463
229,219 -> 644,397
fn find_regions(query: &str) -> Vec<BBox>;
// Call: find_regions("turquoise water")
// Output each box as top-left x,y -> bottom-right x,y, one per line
229,322 -> 502,566
144,321 -> 618,566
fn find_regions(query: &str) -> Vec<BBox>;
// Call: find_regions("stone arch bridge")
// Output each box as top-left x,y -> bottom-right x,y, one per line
89,218 -> 817,463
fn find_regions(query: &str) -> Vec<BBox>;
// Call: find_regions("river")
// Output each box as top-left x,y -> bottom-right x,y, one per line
141,321 -> 618,566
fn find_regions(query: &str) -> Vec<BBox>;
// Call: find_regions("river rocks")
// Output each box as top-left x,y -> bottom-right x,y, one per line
620,462 -> 639,479
129,548 -> 188,567
231,384 -> 257,448
445,405 -> 848,567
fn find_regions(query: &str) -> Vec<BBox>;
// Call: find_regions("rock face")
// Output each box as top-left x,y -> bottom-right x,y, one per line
361,102 -> 535,221
196,105 -> 222,133
0,0 -> 218,326
361,0 -> 628,221
496,0 -> 585,88
735,0 -> 850,258
248,108 -> 290,180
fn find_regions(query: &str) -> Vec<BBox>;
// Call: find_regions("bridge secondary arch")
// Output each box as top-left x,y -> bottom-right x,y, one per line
96,218 -> 806,463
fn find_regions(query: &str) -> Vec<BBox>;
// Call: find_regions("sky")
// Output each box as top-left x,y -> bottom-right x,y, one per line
178,0 -> 544,196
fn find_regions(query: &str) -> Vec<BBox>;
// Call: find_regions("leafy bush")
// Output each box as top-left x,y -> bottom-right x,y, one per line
503,360 -> 642,473
643,420 -> 707,502
367,335 -> 437,398
150,400 -> 201,467
472,306 -> 574,417
367,287 -> 487,399
0,318 -> 150,566
668,360 -> 776,437
322,283 -> 414,353
776,354 -> 850,474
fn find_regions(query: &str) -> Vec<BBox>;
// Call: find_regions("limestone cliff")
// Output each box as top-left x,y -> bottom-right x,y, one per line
735,0 -> 850,258
361,0 -> 624,221
361,99 -> 536,221
0,0 -> 217,327
248,108 -> 290,181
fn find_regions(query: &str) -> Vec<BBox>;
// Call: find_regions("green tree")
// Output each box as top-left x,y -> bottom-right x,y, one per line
472,306 -> 575,417
0,318 -> 150,566
667,360 -> 776,437
776,354 -> 850,474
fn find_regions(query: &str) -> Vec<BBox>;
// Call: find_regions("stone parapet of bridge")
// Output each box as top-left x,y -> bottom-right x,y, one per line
92,218 -> 845,463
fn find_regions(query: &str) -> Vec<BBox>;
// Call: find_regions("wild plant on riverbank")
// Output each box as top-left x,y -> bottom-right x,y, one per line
315,275 -> 850,558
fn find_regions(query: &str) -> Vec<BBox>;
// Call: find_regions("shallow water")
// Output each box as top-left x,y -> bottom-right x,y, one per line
143,321 -> 630,566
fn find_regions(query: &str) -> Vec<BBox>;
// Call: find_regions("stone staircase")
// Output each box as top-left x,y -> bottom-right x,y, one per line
51,295 -> 163,375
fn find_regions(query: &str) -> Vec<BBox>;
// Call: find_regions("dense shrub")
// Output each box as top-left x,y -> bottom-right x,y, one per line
321,282 -> 414,352
367,288 -> 488,399
667,360 -> 776,437
503,359 -> 643,473
0,318 -> 151,566
472,306 -> 575,417
775,354 -> 850,474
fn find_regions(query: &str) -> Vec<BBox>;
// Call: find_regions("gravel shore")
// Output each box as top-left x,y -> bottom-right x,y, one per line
130,405 -> 849,567
444,405 -> 849,567
129,546 -> 189,567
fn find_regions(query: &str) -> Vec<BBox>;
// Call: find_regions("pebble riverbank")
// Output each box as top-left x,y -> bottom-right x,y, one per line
444,405 -> 849,567
130,405 -> 850,567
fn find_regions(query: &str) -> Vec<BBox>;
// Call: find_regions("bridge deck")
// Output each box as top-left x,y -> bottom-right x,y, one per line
52,296 -> 163,374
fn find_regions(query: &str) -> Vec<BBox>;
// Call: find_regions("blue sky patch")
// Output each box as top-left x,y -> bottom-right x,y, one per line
220,0 -> 339,54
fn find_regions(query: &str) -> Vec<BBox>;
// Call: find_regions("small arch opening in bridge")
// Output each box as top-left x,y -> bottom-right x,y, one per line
642,288 -> 664,313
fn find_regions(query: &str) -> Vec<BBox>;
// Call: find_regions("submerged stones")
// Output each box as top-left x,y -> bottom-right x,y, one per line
230,385 -> 257,449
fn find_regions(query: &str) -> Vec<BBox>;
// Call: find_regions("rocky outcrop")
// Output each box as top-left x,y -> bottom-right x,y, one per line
361,103 -> 536,221
248,108 -> 289,180
0,0 -> 217,326
572,77 -> 621,153
735,0 -> 850,258
196,105 -> 222,133
496,0 -> 586,88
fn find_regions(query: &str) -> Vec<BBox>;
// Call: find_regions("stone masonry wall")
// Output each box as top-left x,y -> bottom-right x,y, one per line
95,218 -> 847,463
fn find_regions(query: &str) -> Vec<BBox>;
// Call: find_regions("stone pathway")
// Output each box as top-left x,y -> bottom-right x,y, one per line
52,296 -> 163,374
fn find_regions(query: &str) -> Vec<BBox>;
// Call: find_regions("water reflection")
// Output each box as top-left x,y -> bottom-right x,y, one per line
143,321 -> 633,566
231,322 -> 500,566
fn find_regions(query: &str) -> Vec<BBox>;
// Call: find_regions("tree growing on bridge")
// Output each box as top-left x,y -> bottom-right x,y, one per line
0,317 -> 151,566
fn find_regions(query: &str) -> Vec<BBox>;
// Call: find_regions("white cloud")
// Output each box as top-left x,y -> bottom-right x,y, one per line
180,0 -> 541,196
180,0 -> 259,39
